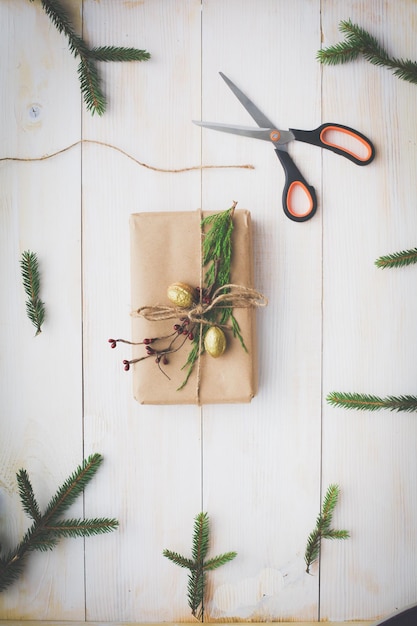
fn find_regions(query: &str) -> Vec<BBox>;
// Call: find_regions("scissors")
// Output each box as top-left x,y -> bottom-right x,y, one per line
193,72 -> 375,222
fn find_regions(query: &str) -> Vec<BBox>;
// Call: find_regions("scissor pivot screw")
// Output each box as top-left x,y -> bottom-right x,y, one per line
270,130 -> 280,142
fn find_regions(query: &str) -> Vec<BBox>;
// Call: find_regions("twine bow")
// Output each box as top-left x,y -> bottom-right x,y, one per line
136,283 -> 267,328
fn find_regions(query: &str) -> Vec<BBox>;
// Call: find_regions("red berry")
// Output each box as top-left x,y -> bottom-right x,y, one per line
143,338 -> 151,344
146,346 -> 155,355
124,364 -> 130,371
163,356 -> 169,365
173,324 -> 180,331
183,329 -> 188,335
188,331 -> 194,340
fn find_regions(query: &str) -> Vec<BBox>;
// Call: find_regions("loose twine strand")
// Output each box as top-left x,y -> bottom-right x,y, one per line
0,139 -> 254,172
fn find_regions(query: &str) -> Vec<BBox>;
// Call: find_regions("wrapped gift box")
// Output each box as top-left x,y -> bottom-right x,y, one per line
130,209 -> 259,405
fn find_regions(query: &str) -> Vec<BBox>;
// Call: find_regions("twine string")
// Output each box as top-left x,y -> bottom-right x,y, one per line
196,209 -> 204,404
136,284 -> 268,326
0,139 -> 254,173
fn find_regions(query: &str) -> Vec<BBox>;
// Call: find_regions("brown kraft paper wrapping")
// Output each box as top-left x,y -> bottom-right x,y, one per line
130,209 -> 258,405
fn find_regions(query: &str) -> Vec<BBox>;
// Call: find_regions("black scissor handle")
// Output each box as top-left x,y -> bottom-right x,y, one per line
275,149 -> 317,222
291,123 -> 375,166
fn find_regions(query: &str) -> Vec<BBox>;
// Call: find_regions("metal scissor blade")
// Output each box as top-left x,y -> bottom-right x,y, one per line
219,71 -> 276,129
192,120 -> 273,141
193,120 -> 295,146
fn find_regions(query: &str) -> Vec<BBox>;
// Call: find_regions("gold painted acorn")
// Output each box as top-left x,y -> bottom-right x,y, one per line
167,282 -> 196,308
204,326 -> 226,358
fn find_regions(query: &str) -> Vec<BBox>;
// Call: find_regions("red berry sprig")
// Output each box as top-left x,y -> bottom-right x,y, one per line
108,318 -> 195,380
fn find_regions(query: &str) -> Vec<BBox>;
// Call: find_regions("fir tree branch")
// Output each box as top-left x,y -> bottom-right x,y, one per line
163,511 -> 236,621
188,566 -> 205,621
203,552 -> 237,571
29,0 -> 150,115
20,250 -> 46,336
43,453 -> 104,520
45,518 -> 119,539
16,470 -> 41,522
192,511 -> 210,564
162,549 -> 195,570
327,391 -> 417,413
0,453 -> 118,592
318,19 -> 417,85
375,247 -> 417,269
305,484 -> 349,574
90,46 -> 151,63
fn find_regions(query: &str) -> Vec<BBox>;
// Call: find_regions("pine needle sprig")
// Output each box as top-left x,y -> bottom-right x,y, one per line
318,19 -> 417,85
20,250 -> 46,336
0,453 -> 118,593
327,391 -> 417,413
375,247 -> 417,269
305,484 -> 349,574
163,512 -> 236,621
29,0 -> 150,115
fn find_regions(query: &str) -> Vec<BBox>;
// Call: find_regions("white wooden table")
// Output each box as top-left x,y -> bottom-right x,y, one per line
1,0 -> 417,623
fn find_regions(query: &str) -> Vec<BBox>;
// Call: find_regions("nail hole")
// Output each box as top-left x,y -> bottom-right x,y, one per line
28,104 -> 42,121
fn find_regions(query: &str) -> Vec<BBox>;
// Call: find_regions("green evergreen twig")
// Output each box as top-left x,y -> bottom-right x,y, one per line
318,19 -> 417,85
327,392 -> 417,413
0,453 -> 118,592
29,0 -> 150,115
20,250 -> 46,336
375,247 -> 417,269
305,484 -> 349,574
179,203 -> 246,390
163,512 -> 236,621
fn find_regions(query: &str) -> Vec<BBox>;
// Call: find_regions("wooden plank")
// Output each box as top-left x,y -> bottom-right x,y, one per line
0,622 -> 374,626
80,0 -> 203,621
0,0 -> 83,620
200,0 -> 322,621
320,0 -> 417,621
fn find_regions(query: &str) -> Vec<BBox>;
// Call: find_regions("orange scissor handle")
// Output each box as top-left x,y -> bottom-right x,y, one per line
291,123 -> 375,166
275,149 -> 317,222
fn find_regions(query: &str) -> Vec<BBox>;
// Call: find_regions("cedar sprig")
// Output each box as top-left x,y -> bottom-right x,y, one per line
327,392 -> 417,413
375,247 -> 417,269
202,202 -> 246,347
20,250 -> 46,336
0,453 -> 118,592
305,484 -> 349,574
180,203 -> 246,389
29,0 -> 150,115
163,512 -> 236,621
318,19 -> 417,85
